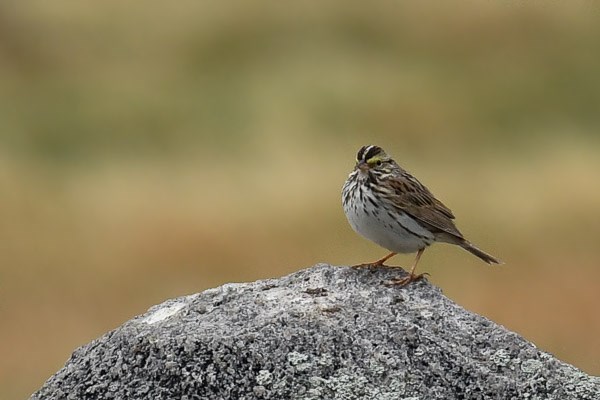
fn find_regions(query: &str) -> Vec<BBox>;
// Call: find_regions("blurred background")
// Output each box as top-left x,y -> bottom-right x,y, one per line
2,1 -> 599,398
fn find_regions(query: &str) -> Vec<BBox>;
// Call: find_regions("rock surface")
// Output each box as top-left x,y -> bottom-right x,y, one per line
31,264 -> 599,400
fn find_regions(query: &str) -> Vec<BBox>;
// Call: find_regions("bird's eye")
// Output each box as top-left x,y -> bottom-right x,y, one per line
376,160 -> 382,166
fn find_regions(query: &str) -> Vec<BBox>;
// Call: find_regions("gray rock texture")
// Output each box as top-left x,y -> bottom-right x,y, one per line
32,264 -> 599,400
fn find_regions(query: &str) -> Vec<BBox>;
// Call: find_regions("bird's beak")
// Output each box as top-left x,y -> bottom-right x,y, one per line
356,161 -> 368,171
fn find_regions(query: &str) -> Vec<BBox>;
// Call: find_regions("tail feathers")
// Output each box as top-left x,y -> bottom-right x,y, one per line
460,241 -> 503,265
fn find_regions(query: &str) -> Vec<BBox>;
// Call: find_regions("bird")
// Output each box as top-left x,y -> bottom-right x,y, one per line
342,145 -> 502,286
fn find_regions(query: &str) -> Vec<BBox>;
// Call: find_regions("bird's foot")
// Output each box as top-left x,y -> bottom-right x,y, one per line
352,261 -> 402,270
384,272 -> 430,287
352,252 -> 398,269
352,261 -> 385,270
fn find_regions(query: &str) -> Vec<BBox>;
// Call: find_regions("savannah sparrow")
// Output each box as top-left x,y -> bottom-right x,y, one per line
342,145 -> 502,286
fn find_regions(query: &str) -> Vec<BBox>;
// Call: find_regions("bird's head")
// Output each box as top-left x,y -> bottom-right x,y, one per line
355,145 -> 393,172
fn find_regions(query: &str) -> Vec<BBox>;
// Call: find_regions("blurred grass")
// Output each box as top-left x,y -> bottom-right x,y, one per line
2,1 -> 600,398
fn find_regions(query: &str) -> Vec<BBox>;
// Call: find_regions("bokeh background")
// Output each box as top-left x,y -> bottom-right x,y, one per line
2,1 -> 600,398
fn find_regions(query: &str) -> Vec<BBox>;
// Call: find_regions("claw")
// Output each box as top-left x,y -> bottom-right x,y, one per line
351,252 -> 397,269
352,262 -> 384,270
384,272 -> 430,287
351,263 -> 375,269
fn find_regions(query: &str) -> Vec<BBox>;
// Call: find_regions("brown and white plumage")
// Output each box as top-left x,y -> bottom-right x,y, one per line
342,145 -> 502,286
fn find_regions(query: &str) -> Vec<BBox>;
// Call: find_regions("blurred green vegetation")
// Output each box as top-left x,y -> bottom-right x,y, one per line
2,2 -> 600,399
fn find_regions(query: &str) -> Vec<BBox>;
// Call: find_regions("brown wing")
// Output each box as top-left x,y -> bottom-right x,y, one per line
385,172 -> 464,239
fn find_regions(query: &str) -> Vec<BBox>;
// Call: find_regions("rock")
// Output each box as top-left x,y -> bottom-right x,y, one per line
31,264 -> 599,399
